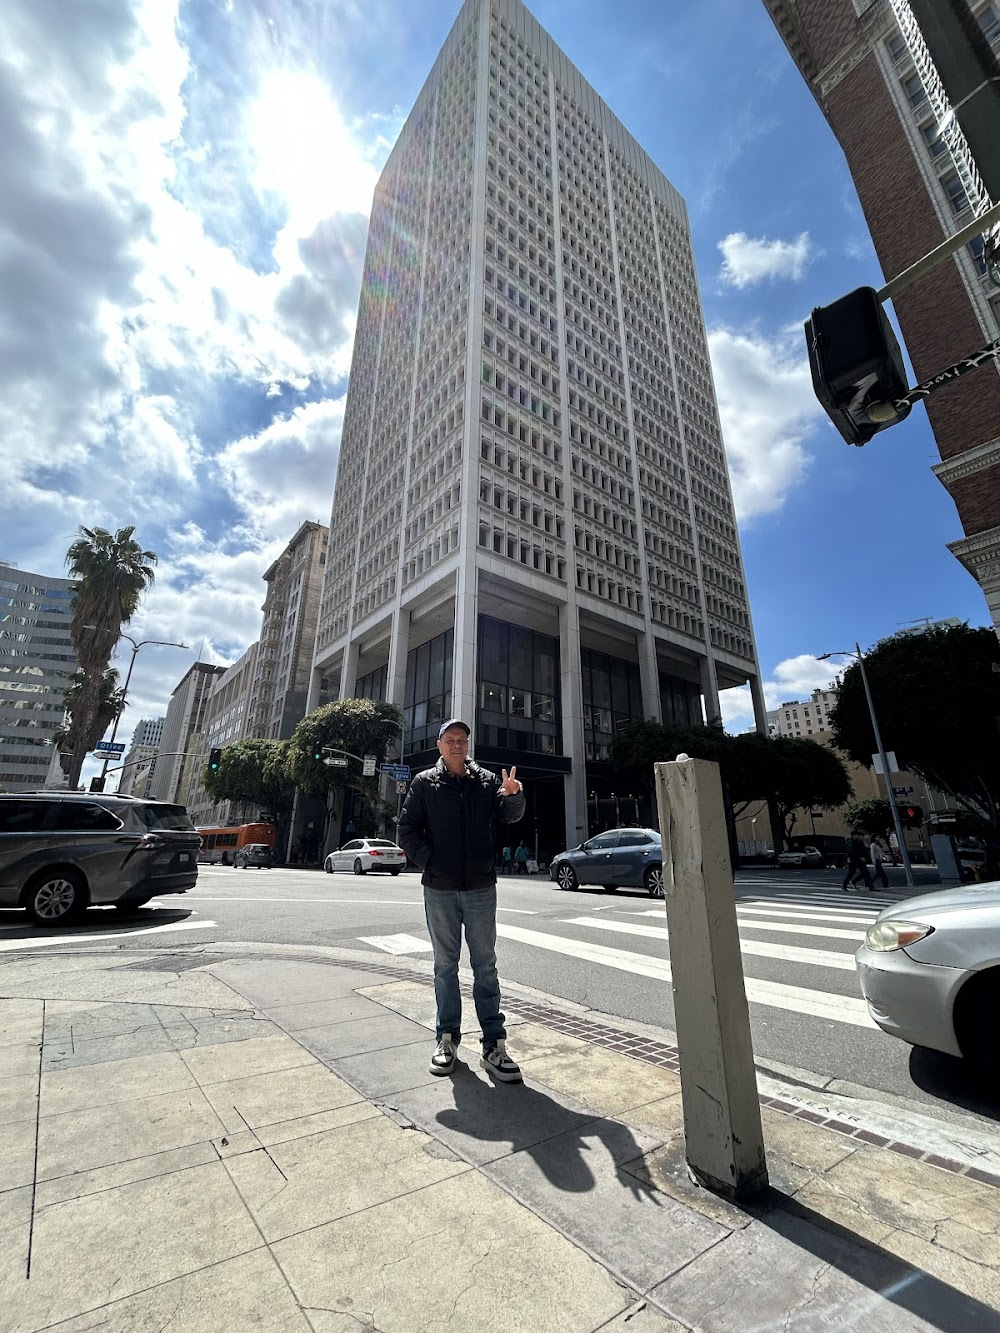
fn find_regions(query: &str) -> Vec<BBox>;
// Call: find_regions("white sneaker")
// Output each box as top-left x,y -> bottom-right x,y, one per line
481,1039 -> 522,1083
430,1034 -> 458,1076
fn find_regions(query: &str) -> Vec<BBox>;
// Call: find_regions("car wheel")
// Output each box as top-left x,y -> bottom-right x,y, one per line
113,896 -> 153,912
602,885 -> 617,894
954,970 -> 1000,1075
390,868 -> 401,876
25,870 -> 87,927
354,858 -> 367,876
324,861 -> 333,873
644,865 -> 665,898
555,864 -> 577,891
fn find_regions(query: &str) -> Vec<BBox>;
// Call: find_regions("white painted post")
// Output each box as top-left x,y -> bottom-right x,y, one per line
654,755 -> 768,1200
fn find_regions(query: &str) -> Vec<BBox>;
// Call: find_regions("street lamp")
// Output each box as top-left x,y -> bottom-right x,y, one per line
84,628 -> 189,783
818,644 -> 915,888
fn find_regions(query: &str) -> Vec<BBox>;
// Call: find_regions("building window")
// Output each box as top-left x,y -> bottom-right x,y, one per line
921,121 -> 946,158
903,73 -> 927,109
943,172 -> 969,215
476,615 -> 561,755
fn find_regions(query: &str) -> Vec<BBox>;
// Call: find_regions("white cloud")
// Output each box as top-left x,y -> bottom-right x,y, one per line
707,325 -> 824,521
719,655 -> 849,734
718,231 -> 812,288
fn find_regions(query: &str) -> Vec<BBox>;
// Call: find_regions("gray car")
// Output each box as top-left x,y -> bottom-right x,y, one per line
855,881 -> 1000,1068
550,827 -> 663,897
0,792 -> 200,926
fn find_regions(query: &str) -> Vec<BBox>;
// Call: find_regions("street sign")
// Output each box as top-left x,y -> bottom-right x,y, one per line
362,754 -> 376,777
872,751 -> 898,776
94,741 -> 125,755
380,763 -> 411,780
396,781 -> 407,794
324,757 -> 349,767
892,786 -> 914,796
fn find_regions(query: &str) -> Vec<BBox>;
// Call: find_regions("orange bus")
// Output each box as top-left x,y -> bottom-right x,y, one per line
196,822 -> 277,865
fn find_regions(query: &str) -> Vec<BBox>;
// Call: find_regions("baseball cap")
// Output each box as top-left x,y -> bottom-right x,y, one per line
437,718 -> 471,739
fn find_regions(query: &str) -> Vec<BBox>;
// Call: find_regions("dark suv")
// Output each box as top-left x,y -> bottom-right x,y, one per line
0,793 -> 201,926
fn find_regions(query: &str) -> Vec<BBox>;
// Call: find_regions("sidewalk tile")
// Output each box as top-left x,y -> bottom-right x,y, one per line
43,1024 -> 191,1071
0,998 -> 44,1045
618,1092 -> 684,1145
386,1065 -> 602,1166
650,1208 -> 990,1331
356,979 -> 440,1030
295,1011 -> 429,1061
209,959 -> 376,1007
0,1072 -> 37,1127
272,1169 -> 629,1332
596,1301 -> 687,1332
43,1000 -> 163,1042
5,1161 -> 263,1330
0,1117 -> 37,1193
43,1249 -> 311,1332
504,1020 -> 591,1062
886,1227 -> 1000,1308
224,1111 -> 470,1242
484,1121 -> 727,1291
37,1086 -> 225,1179
761,1105 -> 858,1177
37,1140 -> 218,1208
332,1036 -> 443,1099
267,993 -> 389,1031
0,967 -> 246,1009
0,1185 -> 31,1289
201,1061 -> 363,1133
2,1039 -> 41,1079
180,1031 -> 319,1085
524,1045 -> 684,1118
40,1049 -> 197,1116
212,1099 -> 379,1159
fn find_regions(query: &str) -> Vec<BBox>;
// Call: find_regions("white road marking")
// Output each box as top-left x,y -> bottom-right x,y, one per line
563,916 -> 855,972
737,905 -> 878,926
358,933 -> 432,954
736,919 -> 863,941
0,919 -> 218,953
496,923 -> 875,1028
186,896 -> 425,906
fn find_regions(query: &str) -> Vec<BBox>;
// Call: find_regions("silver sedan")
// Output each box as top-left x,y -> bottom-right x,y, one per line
855,882 -> 1000,1068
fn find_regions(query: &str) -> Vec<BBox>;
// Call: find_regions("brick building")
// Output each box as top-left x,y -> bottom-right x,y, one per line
763,0 -> 1000,626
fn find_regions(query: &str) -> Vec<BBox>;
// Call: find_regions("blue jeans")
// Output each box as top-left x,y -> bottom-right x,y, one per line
423,885 -> 506,1049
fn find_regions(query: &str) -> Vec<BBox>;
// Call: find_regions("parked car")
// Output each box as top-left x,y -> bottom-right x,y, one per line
324,838 -> 407,875
777,845 -> 824,869
233,843 -> 274,869
0,792 -> 200,926
550,828 -> 663,897
855,881 -> 1000,1069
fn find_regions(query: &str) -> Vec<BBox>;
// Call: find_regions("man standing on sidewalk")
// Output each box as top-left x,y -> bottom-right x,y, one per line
398,719 -> 526,1083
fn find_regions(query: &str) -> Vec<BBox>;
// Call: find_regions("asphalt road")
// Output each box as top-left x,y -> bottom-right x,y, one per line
2,860 -> 997,1131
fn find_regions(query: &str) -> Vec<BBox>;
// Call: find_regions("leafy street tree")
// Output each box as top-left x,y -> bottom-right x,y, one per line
55,670 -> 125,777
609,719 -> 727,802
753,736 -> 852,847
844,798 -> 923,841
288,699 -> 404,844
201,739 -> 296,857
64,526 -> 157,787
828,624 -> 1000,828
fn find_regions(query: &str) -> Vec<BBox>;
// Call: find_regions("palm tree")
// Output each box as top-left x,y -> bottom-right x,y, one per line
55,669 -> 126,777
64,526 -> 157,787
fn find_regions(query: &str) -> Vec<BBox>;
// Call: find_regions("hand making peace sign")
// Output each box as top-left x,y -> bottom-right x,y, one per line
500,766 -> 522,795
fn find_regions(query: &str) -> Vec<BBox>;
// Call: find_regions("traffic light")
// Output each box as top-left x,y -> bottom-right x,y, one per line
805,287 -> 912,446
313,747 -> 323,762
89,776 -> 106,793
208,748 -> 222,771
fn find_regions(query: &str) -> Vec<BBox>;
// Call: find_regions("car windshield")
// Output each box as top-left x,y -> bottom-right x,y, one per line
140,804 -> 196,831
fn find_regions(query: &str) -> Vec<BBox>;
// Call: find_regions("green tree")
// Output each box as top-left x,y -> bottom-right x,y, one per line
288,699 -> 404,844
201,739 -> 296,856
844,798 -> 923,840
829,625 -> 1000,828
54,669 -> 126,777
64,526 -> 157,787
609,719 -> 728,802
768,736 -> 853,846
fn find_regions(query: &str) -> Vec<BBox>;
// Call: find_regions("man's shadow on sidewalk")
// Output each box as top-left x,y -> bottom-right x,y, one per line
434,1063 -> 662,1203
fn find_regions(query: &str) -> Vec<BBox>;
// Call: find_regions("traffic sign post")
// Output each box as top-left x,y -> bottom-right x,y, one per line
380,763 -> 411,781
363,754 -> 377,777
395,781 -> 408,794
324,757 -> 349,768
94,741 -> 126,755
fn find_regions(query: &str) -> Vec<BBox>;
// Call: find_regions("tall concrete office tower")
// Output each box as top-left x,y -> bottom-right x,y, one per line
762,0 -> 1000,627
312,0 -> 766,852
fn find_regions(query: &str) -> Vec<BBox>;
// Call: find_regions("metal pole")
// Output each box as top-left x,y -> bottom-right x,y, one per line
876,196 -> 1000,304
855,642 -> 915,889
99,641 -> 140,783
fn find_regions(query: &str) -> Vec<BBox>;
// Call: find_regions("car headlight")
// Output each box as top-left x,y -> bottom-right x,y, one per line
864,920 -> 934,952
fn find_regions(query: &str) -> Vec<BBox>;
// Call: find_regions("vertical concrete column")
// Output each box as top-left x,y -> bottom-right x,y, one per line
382,606 -> 411,830
559,602 -> 588,844
654,755 -> 767,1200
638,630 -> 662,722
451,569 -> 478,737
699,655 -> 722,728
748,672 -> 780,853
339,640 -> 360,701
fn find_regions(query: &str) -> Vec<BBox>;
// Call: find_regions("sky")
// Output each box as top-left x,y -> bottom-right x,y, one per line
1,0 -> 992,786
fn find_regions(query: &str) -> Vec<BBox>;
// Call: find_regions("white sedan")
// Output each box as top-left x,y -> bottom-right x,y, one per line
777,845 -> 824,868
855,881 -> 1000,1069
324,838 -> 407,876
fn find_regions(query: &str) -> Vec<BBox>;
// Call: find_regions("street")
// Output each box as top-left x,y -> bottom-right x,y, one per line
1,860 -> 995,1131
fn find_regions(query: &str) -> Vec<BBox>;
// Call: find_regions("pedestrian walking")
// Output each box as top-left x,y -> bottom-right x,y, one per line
502,843 -> 513,874
842,835 -> 873,892
398,719 -> 526,1083
514,840 -> 530,875
869,837 -> 889,889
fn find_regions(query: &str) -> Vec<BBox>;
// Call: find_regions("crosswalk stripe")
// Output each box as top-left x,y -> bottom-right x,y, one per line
563,916 -> 856,972
358,933 -> 433,954
737,905 -> 877,926
736,919 -> 862,941
741,892 -> 895,908
496,923 -> 875,1027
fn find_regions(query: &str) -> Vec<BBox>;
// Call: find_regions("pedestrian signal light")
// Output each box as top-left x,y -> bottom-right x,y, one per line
208,748 -> 222,771
805,287 -> 911,446
313,748 -> 323,761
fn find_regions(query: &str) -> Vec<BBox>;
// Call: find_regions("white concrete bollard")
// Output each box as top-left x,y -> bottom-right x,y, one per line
654,755 -> 768,1200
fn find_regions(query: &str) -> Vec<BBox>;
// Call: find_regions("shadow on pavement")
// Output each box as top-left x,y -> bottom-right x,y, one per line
0,905 -> 197,940
436,1064 -> 661,1201
908,1046 -> 1000,1122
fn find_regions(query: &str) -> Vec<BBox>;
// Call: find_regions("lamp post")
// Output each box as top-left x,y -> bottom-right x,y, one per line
819,644 -> 915,889
85,629 -> 189,785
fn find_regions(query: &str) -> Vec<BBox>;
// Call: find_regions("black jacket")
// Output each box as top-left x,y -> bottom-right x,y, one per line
397,758 -> 526,891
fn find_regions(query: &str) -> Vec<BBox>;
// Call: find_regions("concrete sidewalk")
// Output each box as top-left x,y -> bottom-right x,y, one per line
2,944 -> 999,1332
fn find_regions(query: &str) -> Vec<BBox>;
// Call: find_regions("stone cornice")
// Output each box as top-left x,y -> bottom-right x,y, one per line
948,525 -> 1000,584
932,437 -> 1000,488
